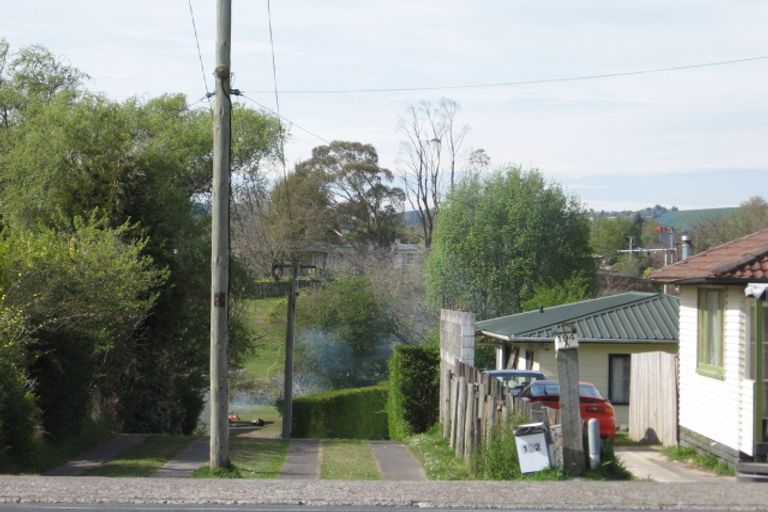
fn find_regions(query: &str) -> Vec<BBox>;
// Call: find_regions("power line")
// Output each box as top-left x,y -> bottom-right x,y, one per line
239,92 -> 330,145
266,0 -> 293,225
246,54 -> 768,95
187,0 -> 212,108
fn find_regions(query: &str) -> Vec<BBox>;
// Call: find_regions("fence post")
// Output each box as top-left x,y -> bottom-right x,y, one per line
485,395 -> 496,444
449,374 -> 459,447
455,376 -> 467,457
463,381 -> 476,460
442,367 -> 452,439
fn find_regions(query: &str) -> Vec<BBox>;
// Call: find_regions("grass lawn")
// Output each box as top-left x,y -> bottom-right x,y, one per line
320,439 -> 381,480
0,420 -> 115,475
228,404 -> 283,438
193,437 -> 289,478
235,298 -> 286,383
84,435 -> 193,477
230,299 -> 287,413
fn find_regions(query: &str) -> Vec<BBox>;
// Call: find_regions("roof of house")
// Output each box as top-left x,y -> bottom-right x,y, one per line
647,228 -> 768,284
475,292 -> 679,343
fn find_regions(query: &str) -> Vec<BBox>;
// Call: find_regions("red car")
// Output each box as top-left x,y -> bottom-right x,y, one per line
518,380 -> 617,439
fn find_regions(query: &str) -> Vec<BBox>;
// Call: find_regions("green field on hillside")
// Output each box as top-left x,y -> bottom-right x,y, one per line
230,298 -> 287,417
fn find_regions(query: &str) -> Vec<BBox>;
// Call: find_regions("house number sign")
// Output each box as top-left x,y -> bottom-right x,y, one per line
554,333 -> 579,351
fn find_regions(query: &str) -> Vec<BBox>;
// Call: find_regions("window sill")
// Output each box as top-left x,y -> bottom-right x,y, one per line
697,364 -> 725,380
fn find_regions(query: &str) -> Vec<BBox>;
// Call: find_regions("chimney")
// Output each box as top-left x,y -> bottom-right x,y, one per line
681,234 -> 692,260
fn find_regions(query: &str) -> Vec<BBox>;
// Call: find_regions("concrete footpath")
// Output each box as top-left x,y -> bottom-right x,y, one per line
43,434 -> 149,477
152,436 -> 210,478
615,446 -> 734,483
44,434 -> 428,480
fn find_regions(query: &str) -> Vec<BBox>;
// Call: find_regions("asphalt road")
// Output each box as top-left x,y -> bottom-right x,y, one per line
1,477 -> 768,511
0,504 -> 756,512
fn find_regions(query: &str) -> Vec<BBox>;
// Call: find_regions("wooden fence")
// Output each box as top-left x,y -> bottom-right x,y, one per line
441,360 -> 560,460
246,279 -> 321,299
628,351 -> 678,446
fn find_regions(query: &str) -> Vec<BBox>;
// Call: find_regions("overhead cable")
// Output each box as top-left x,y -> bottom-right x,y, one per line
246,55 -> 768,95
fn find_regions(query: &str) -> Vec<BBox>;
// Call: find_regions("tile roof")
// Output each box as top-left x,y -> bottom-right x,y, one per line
647,228 -> 768,283
475,292 -> 678,343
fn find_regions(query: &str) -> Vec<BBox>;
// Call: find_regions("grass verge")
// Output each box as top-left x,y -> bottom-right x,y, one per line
406,423 -> 631,481
0,420 -> 115,475
192,437 -> 289,479
320,439 -> 380,480
662,445 -> 735,476
84,435 -> 192,477
405,425 -> 472,480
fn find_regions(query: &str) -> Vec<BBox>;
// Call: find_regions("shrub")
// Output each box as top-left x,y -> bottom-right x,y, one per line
386,345 -> 439,439
0,360 -> 37,459
291,385 -> 387,439
296,276 -> 394,389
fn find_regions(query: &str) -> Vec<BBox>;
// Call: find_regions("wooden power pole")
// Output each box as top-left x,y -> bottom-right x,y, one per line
273,261 -> 314,439
209,0 -> 232,469
281,261 -> 298,439
554,328 -> 585,476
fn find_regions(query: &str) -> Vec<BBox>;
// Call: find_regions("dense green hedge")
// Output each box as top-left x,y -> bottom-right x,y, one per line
0,358 -> 38,457
291,385 -> 388,439
387,345 -> 439,440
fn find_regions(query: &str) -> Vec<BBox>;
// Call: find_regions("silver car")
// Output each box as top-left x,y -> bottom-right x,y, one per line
483,369 -> 547,396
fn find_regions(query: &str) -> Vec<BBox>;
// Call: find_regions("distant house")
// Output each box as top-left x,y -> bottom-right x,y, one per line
300,241 -> 356,271
391,239 -> 422,269
300,239 -> 424,272
475,292 -> 679,427
648,228 -> 768,469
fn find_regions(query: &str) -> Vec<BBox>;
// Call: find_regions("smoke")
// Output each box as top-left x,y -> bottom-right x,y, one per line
296,327 -> 393,390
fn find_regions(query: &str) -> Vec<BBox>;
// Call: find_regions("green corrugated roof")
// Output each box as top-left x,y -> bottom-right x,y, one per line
475,292 -> 679,343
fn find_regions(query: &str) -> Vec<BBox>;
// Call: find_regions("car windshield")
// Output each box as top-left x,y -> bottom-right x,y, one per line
527,382 -> 604,399
488,371 -> 544,389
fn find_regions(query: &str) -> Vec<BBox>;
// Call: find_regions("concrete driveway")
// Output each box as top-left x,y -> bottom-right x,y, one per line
615,446 -> 733,482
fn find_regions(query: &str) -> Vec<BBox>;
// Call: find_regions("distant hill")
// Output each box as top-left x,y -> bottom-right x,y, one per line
589,204 -> 673,219
654,207 -> 737,232
401,210 -> 422,228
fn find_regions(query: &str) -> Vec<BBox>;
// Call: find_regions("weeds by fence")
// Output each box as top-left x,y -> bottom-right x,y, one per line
442,360 -> 560,461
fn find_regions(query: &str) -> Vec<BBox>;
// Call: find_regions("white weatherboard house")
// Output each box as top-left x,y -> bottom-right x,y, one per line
474,292 -> 679,428
649,228 -> 768,471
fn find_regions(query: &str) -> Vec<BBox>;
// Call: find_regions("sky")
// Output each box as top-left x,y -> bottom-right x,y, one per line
3,1 -> 767,211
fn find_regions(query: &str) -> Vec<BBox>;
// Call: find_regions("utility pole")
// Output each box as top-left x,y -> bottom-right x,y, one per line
282,261 -> 298,439
554,327 -> 585,476
209,0 -> 232,469
273,261 -> 315,439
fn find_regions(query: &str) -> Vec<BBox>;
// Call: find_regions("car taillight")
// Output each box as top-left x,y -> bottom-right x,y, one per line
585,405 -> 606,414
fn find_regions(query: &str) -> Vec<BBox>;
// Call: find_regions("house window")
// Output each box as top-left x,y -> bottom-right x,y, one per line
698,287 -> 725,379
525,350 -> 534,370
609,354 -> 631,405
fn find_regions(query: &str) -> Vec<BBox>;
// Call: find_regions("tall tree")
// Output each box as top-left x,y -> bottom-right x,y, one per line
266,161 -> 339,259
299,141 -> 405,248
689,196 -> 768,251
426,167 -> 596,319
0,41 -> 283,435
399,98 -> 468,248
590,216 -> 642,265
